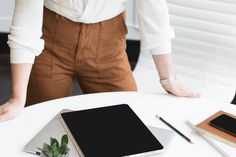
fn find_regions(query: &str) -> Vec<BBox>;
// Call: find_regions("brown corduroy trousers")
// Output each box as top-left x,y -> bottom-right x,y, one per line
26,8 -> 137,106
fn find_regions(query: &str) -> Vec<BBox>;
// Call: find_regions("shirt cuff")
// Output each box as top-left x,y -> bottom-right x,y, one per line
10,48 -> 36,64
150,40 -> 172,55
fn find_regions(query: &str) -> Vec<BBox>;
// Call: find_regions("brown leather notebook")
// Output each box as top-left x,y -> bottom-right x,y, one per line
196,111 -> 236,148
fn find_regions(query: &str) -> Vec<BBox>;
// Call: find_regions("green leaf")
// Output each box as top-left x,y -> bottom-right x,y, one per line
43,143 -> 50,153
51,142 -> 58,152
42,135 -> 69,157
50,138 -> 59,148
53,150 -> 60,157
61,135 -> 69,145
49,150 -> 54,157
59,143 -> 67,155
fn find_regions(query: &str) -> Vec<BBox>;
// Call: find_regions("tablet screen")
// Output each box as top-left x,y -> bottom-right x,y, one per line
61,104 -> 163,157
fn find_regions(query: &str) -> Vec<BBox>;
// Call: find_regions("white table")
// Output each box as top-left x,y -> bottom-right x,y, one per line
0,92 -> 235,157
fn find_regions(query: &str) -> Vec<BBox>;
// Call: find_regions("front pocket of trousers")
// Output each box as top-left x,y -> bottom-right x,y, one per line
31,49 -> 54,79
96,14 -> 128,79
32,8 -> 61,79
99,15 -> 127,61
42,7 -> 60,42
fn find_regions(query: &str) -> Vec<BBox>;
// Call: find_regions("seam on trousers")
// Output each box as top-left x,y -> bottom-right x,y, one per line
96,23 -> 102,80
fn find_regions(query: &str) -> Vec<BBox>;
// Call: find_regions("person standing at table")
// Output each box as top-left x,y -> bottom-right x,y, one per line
0,0 -> 200,122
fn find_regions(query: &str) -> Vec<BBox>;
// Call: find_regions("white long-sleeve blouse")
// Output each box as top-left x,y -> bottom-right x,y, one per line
8,0 -> 175,63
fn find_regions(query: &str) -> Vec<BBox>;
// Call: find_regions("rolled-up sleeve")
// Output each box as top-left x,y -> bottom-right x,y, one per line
8,0 -> 45,63
136,0 -> 175,55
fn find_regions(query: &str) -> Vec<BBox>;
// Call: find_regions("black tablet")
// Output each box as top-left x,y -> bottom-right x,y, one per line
60,104 -> 164,157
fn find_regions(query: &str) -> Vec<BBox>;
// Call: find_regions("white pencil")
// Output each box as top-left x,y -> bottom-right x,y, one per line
185,120 -> 230,157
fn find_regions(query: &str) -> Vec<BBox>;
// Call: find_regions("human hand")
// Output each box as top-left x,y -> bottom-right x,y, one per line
0,98 -> 25,122
162,79 -> 200,98
0,63 -> 33,122
152,54 -> 200,98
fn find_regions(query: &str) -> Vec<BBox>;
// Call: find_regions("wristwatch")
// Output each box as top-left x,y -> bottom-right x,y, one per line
160,75 -> 176,86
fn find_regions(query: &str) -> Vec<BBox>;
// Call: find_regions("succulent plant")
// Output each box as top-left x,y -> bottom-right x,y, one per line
40,134 -> 70,157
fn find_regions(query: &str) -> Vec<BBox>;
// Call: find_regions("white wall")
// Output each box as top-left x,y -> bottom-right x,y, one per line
0,0 -> 15,32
